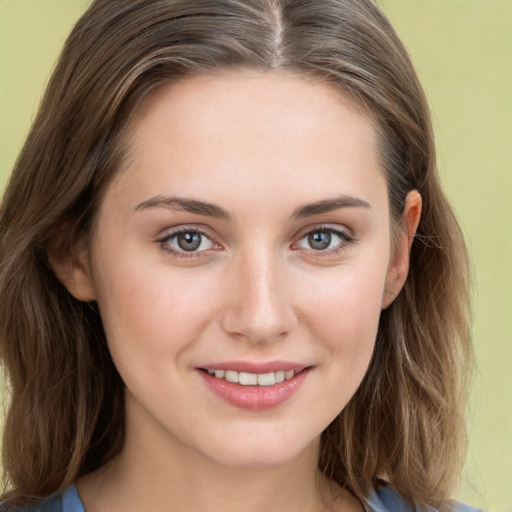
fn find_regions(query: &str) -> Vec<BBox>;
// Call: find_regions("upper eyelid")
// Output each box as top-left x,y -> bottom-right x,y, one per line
157,227 -> 217,249
157,228 -> 219,259
292,225 -> 357,252
294,224 -> 354,240
157,225 -> 215,240
292,232 -> 356,263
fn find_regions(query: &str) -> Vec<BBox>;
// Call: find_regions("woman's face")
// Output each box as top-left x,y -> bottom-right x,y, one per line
66,72 -> 414,468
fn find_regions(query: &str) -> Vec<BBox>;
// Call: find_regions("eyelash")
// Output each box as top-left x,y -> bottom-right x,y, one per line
157,227 -> 219,259
294,226 -> 356,258
156,225 -> 356,259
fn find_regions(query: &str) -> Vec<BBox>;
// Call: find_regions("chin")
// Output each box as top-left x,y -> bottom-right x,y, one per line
195,427 -> 320,469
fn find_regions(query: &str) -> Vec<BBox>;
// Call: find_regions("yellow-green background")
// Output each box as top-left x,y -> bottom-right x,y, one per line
0,1 -> 510,510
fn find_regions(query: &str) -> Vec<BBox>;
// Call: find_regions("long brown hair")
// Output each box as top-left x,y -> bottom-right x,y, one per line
0,0 -> 472,509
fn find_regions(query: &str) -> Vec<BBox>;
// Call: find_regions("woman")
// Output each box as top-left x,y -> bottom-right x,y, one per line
0,1 -> 478,511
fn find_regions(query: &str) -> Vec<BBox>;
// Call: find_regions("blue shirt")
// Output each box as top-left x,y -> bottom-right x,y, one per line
2,484 -> 485,512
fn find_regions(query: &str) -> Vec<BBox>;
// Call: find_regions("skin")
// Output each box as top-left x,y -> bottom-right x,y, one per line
56,71 -> 421,512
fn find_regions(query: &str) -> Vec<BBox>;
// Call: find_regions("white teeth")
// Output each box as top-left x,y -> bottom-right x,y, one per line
257,372 -> 275,386
275,370 -> 285,383
238,372 -> 258,385
225,370 -> 238,383
206,368 -> 297,386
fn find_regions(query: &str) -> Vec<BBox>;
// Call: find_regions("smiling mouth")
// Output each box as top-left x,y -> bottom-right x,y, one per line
199,366 -> 311,410
201,368 -> 299,386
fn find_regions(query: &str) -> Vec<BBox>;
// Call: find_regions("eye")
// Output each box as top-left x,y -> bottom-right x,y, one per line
158,228 -> 218,256
295,227 -> 354,252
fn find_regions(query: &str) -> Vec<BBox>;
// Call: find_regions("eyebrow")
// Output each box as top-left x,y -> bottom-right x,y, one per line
133,195 -> 231,220
133,194 -> 370,220
291,195 -> 371,219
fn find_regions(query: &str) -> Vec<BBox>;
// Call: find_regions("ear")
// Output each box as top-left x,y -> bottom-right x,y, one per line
381,190 -> 422,309
49,237 -> 97,302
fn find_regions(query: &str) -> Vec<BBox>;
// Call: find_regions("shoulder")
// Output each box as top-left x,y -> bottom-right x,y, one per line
367,484 -> 486,512
0,486 -> 84,512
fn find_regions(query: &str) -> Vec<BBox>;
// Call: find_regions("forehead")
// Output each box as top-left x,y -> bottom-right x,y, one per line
128,71 -> 376,152
109,70 -> 386,215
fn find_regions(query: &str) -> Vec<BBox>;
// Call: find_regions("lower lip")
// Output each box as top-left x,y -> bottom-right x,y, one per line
199,368 -> 311,411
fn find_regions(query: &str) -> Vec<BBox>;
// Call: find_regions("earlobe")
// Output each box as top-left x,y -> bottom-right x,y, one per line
382,190 -> 422,309
49,238 -> 97,302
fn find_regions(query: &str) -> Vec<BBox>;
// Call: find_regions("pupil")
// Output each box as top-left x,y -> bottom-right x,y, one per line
177,232 -> 201,251
308,231 -> 331,250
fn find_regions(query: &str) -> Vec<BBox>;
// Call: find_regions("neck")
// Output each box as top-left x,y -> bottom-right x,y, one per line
77,396 -> 360,512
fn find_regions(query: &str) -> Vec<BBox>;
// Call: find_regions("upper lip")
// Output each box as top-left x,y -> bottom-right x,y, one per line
197,360 -> 311,374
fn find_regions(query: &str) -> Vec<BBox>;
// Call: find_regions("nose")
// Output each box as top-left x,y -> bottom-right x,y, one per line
219,248 -> 298,344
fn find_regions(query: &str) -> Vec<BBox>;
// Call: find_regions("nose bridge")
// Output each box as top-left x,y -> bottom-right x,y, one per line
220,242 -> 296,343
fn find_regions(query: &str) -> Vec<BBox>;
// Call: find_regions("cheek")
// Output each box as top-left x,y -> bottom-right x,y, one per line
90,243 -> 220,373
299,259 -> 388,380
303,260 -> 386,336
